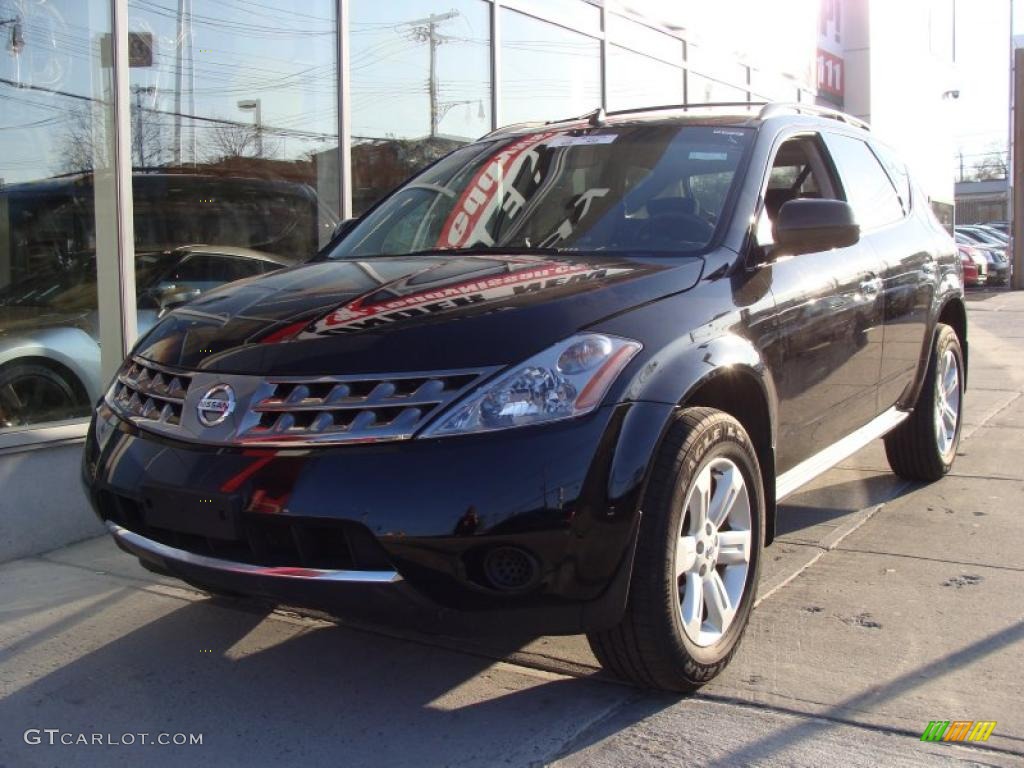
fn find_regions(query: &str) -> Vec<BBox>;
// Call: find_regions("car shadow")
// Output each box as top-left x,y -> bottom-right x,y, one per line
0,593 -> 674,767
775,473 -> 919,539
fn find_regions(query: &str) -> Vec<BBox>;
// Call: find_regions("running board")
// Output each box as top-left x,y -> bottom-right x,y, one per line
775,407 -> 909,501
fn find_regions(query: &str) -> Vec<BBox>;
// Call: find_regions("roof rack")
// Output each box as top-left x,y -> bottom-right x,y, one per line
479,120 -> 547,139
479,102 -> 766,139
604,101 -> 769,117
758,102 -> 870,131
479,100 -> 869,140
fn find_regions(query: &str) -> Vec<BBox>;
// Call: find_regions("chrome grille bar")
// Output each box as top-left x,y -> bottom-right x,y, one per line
105,356 -> 497,446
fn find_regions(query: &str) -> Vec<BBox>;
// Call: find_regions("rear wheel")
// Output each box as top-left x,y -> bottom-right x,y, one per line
587,408 -> 765,691
884,324 -> 964,481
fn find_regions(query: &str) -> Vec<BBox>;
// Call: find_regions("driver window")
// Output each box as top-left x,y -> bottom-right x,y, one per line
756,136 -> 838,247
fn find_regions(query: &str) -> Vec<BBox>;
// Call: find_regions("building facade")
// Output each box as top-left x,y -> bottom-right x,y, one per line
955,179 -> 1010,224
0,0 -> 953,559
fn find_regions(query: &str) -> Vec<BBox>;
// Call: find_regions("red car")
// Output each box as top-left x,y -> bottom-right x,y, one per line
959,245 -> 984,287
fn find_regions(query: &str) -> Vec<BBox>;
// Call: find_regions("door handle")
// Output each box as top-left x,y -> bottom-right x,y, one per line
860,277 -> 882,298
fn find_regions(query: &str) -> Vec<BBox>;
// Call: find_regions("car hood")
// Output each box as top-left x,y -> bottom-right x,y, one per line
0,306 -> 93,336
133,252 -> 703,375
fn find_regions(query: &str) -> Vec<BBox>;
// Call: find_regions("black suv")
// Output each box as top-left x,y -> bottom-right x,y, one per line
83,103 -> 966,691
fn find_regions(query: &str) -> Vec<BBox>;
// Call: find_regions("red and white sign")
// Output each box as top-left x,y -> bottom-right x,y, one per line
307,261 -> 633,335
817,48 -> 844,100
436,131 -> 560,249
817,0 -> 844,104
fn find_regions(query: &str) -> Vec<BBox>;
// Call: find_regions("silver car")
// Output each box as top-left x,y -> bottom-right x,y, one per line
0,245 -> 295,427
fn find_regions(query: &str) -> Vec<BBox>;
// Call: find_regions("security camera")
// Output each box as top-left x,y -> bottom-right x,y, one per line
942,89 -> 961,100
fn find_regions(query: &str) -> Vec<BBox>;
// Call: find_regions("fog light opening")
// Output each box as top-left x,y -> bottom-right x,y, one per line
483,546 -> 539,592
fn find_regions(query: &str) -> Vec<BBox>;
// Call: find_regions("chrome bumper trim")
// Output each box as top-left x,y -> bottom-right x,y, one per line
106,521 -> 403,584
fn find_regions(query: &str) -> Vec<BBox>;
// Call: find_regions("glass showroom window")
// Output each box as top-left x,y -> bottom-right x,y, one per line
504,0 -> 601,37
606,12 -> 683,66
749,69 -> 799,103
607,45 -> 683,112
124,0 -> 340,322
500,9 -> 600,126
349,0 -> 491,216
0,1 -> 118,431
686,43 -> 749,104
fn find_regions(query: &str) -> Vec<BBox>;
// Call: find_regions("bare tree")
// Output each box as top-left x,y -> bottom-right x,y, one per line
971,145 -> 1008,181
203,122 -> 278,162
56,104 -> 109,174
57,102 -> 169,173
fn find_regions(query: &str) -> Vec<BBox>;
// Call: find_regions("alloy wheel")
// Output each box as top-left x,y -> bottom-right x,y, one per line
934,348 -> 961,458
675,457 -> 752,647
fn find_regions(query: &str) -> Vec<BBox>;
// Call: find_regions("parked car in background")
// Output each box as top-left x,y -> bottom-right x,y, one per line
972,225 -> 1009,244
958,225 -> 1007,250
0,246 -> 295,428
85,103 -> 967,692
954,235 -> 990,284
959,246 -> 983,287
984,221 -> 1009,235
955,230 -> 1007,285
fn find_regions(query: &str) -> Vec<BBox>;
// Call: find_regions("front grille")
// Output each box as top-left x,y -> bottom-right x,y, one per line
243,372 -> 481,443
110,360 -> 192,426
99,491 -> 393,571
105,357 -> 496,446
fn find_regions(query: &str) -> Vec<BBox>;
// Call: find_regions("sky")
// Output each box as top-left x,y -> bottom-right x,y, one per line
951,0 -> 1016,171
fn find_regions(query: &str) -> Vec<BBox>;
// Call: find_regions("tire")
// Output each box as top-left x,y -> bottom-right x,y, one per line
884,323 -> 964,481
587,407 -> 765,692
0,361 -> 86,428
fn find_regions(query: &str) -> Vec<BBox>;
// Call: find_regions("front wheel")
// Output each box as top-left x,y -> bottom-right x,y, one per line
884,323 -> 964,481
587,408 -> 765,691
0,362 -> 85,428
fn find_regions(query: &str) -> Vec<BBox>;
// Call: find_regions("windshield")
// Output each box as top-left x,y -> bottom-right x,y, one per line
328,124 -> 753,259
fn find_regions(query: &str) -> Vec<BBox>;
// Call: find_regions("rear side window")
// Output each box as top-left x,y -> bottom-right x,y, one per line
822,133 -> 904,230
871,142 -> 912,214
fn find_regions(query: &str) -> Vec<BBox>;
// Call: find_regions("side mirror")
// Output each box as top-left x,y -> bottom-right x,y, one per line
773,199 -> 860,256
333,218 -> 359,240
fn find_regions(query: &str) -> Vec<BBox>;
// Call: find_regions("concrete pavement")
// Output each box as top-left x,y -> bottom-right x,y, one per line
1,288 -> 1022,767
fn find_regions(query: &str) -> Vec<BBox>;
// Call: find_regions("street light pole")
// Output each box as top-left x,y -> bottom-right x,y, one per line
237,98 -> 262,156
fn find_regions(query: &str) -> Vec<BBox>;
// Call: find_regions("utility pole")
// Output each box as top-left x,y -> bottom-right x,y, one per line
1013,46 -> 1024,289
406,10 -> 459,137
173,0 -> 184,165
132,85 -> 156,167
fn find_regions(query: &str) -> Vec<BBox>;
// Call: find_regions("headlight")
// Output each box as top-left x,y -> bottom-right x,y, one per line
419,333 -> 642,438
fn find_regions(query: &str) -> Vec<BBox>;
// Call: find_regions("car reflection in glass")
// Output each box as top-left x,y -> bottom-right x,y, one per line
0,245 -> 295,427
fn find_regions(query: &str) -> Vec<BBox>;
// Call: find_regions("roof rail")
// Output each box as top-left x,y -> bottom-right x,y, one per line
479,120 -> 546,139
604,101 -> 769,117
479,102 -> 765,139
479,101 -> 869,141
758,102 -> 870,131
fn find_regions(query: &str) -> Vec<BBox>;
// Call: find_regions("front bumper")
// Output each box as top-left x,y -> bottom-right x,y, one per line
84,399 -> 673,634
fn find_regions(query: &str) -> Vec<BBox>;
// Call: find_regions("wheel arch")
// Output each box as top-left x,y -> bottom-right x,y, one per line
899,295 -> 969,410
0,354 -> 92,406
937,296 -> 968,385
679,365 -> 778,545
617,332 -> 780,546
